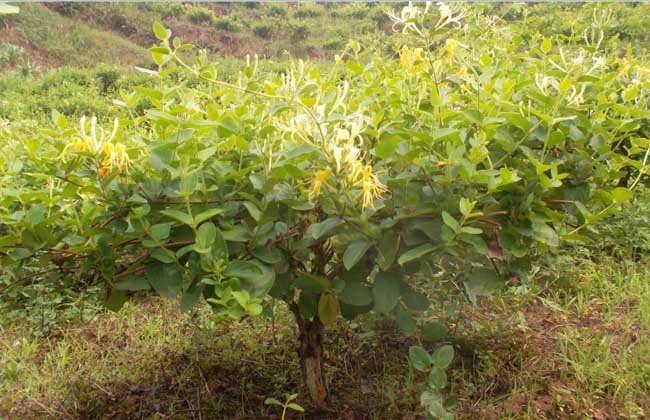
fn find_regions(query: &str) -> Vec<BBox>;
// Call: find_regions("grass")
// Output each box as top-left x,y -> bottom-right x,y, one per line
2,250 -> 649,419
0,4 -> 151,68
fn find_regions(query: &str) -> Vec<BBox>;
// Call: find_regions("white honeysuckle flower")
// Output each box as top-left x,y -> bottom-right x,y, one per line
568,85 -> 587,106
535,73 -> 550,94
335,128 -> 350,141
435,2 -> 467,30
331,81 -> 349,114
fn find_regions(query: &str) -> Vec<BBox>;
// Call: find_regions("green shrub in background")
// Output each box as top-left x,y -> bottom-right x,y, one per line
286,20 -> 310,42
323,38 -> 345,51
93,65 -> 122,94
152,2 -> 184,19
214,16 -> 242,33
253,21 -> 275,40
341,4 -> 368,19
368,6 -> 390,28
0,43 -> 23,68
186,6 -> 216,25
293,4 -> 322,19
267,4 -> 288,17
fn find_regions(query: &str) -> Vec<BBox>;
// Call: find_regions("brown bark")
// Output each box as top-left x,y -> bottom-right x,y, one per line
290,303 -> 328,407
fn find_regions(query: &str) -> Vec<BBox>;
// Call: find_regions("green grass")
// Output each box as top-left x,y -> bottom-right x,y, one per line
0,4 -> 151,68
2,250 -> 649,419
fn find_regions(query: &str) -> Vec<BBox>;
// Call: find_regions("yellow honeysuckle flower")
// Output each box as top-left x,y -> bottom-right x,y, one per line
310,169 -> 332,197
457,65 -> 469,79
101,142 -> 130,175
441,38 -> 466,65
60,116 -> 129,178
60,136 -> 95,161
400,46 -> 425,74
359,165 -> 388,209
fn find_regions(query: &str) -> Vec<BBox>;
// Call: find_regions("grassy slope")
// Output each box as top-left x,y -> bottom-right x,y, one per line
3,3 -> 650,70
0,4 -> 151,68
0,2 -> 388,69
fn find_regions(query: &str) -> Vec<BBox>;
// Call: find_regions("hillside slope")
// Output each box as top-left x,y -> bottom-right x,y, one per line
0,4 -> 151,68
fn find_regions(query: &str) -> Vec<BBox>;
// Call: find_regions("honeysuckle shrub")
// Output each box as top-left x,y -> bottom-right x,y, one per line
2,4 -> 650,417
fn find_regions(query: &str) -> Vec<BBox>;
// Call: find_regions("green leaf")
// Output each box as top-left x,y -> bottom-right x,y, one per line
372,271 -> 401,313
264,398 -> 282,406
398,243 -> 435,265
195,222 -> 216,253
194,208 -> 224,225
224,260 -> 275,296
153,21 -> 170,41
181,282 -> 203,313
105,289 -> 127,312
532,220 -> 559,247
160,209 -> 194,226
441,211 -> 460,232
114,275 -> 151,291
150,248 -> 175,263
180,173 -> 198,195
308,218 -> 343,240
243,201 -> 262,222
146,263 -> 183,300
612,187 -> 633,203
298,293 -> 317,319
343,239 -> 372,270
318,293 -> 340,327
286,403 -> 304,412
464,268 -> 503,298
460,226 -> 482,235
222,226 -> 252,242
394,307 -> 417,336
541,37 -> 552,54
377,231 -> 400,270
421,391 -> 445,417
294,274 -> 329,294
459,198 -> 474,217
408,345 -> 431,372
422,321 -> 449,342
375,135 -> 402,159
428,367 -> 448,389
432,345 -> 454,368
150,46 -> 171,55
150,223 -> 171,242
401,286 -> 430,311
338,281 -> 373,306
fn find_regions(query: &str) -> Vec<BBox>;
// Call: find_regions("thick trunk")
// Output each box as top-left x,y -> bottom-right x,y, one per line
290,302 -> 328,407
299,319 -> 328,407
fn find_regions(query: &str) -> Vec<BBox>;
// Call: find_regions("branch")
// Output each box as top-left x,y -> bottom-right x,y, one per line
0,267 -> 73,294
55,175 -> 83,188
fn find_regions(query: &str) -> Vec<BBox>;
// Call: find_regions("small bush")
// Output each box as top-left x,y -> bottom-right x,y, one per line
323,39 -> 345,51
287,21 -> 310,42
253,22 -> 274,39
153,3 -> 184,20
0,43 -> 23,68
342,4 -> 369,19
186,6 -> 216,25
16,60 -> 37,78
244,2 -> 261,9
368,7 -> 390,26
267,4 -> 287,17
214,16 -> 241,33
44,2 -> 87,16
93,65 -> 122,94
293,4 -> 322,19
